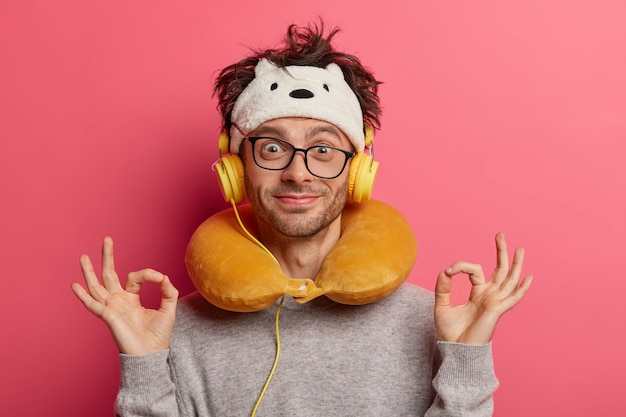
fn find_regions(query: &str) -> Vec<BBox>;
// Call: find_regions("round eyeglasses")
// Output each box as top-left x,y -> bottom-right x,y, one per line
247,137 -> 355,179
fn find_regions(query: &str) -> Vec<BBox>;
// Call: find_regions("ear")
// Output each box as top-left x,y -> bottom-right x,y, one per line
325,62 -> 345,79
255,58 -> 278,75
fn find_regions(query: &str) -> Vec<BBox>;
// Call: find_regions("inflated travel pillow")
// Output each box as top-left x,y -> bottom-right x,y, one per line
185,199 -> 417,312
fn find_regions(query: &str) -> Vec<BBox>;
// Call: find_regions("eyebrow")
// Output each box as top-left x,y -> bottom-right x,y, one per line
307,125 -> 342,141
251,126 -> 283,137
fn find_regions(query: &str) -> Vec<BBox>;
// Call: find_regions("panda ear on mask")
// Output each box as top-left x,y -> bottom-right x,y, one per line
254,58 -> 278,76
324,62 -> 344,77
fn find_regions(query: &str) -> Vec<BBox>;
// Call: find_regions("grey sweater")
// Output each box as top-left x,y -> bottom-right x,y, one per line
115,284 -> 498,416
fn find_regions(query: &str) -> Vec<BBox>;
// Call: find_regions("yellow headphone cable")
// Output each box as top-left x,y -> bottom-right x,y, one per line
230,199 -> 284,417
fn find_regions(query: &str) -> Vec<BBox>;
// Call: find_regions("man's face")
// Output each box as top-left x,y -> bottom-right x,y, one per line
241,117 -> 353,238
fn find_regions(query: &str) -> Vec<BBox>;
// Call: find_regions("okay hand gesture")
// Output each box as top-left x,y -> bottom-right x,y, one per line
71,237 -> 179,355
434,233 -> 533,345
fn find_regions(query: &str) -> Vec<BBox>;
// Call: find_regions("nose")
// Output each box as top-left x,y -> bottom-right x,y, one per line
281,150 -> 313,183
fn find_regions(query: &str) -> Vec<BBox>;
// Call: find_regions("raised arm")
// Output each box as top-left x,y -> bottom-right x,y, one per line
425,233 -> 533,417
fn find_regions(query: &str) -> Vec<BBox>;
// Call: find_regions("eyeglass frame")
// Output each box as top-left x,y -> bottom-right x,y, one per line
246,136 -> 355,179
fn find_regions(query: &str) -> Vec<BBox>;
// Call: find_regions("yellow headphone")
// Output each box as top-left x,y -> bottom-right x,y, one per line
214,125 -> 379,203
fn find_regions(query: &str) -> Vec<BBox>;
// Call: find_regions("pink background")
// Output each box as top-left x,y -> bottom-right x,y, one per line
1,1 -> 625,415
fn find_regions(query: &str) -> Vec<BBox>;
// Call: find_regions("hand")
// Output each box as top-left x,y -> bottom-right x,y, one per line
71,237 -> 179,355
434,233 -> 533,345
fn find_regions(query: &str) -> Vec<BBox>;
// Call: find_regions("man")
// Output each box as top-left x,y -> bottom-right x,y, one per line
72,22 -> 533,416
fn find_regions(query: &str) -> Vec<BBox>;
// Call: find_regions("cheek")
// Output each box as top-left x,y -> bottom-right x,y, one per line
335,177 -> 350,200
333,172 -> 350,194
243,162 -> 271,196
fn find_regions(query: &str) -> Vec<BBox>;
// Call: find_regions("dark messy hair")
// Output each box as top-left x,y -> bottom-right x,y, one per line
213,21 -> 382,134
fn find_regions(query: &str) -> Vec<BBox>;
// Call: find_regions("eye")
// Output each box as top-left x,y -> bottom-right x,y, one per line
311,146 -> 334,160
257,139 -> 289,157
323,84 -> 329,92
315,146 -> 330,154
270,83 -> 278,91
263,142 -> 280,153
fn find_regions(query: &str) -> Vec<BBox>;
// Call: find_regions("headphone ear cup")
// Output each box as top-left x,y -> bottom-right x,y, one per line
348,152 -> 379,202
215,155 -> 246,203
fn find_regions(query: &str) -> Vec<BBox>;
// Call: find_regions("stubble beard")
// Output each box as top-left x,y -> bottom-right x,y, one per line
247,181 -> 349,238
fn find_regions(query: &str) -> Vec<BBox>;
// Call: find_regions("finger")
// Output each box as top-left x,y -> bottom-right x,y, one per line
501,247 -> 525,293
101,236 -> 123,292
446,261 -> 486,286
434,270 -> 453,308
79,254 -> 109,303
125,269 -> 165,294
71,282 -> 105,317
491,232 -> 510,284
159,275 -> 179,314
499,274 -> 534,312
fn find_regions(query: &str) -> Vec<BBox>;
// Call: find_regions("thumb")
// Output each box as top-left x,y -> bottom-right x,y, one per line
434,270 -> 453,308
159,275 -> 179,314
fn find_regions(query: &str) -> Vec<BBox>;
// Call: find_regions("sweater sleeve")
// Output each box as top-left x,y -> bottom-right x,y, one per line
425,342 -> 499,417
114,350 -> 181,417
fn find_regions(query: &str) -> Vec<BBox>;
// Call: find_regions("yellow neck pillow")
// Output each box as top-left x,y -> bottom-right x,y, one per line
185,199 -> 417,312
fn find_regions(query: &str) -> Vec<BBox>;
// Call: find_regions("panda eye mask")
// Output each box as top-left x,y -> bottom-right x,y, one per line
228,59 -> 365,153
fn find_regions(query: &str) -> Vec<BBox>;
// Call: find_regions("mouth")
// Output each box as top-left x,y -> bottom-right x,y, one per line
273,193 -> 320,207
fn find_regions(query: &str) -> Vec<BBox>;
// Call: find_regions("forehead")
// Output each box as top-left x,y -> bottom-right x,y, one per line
251,117 -> 349,142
